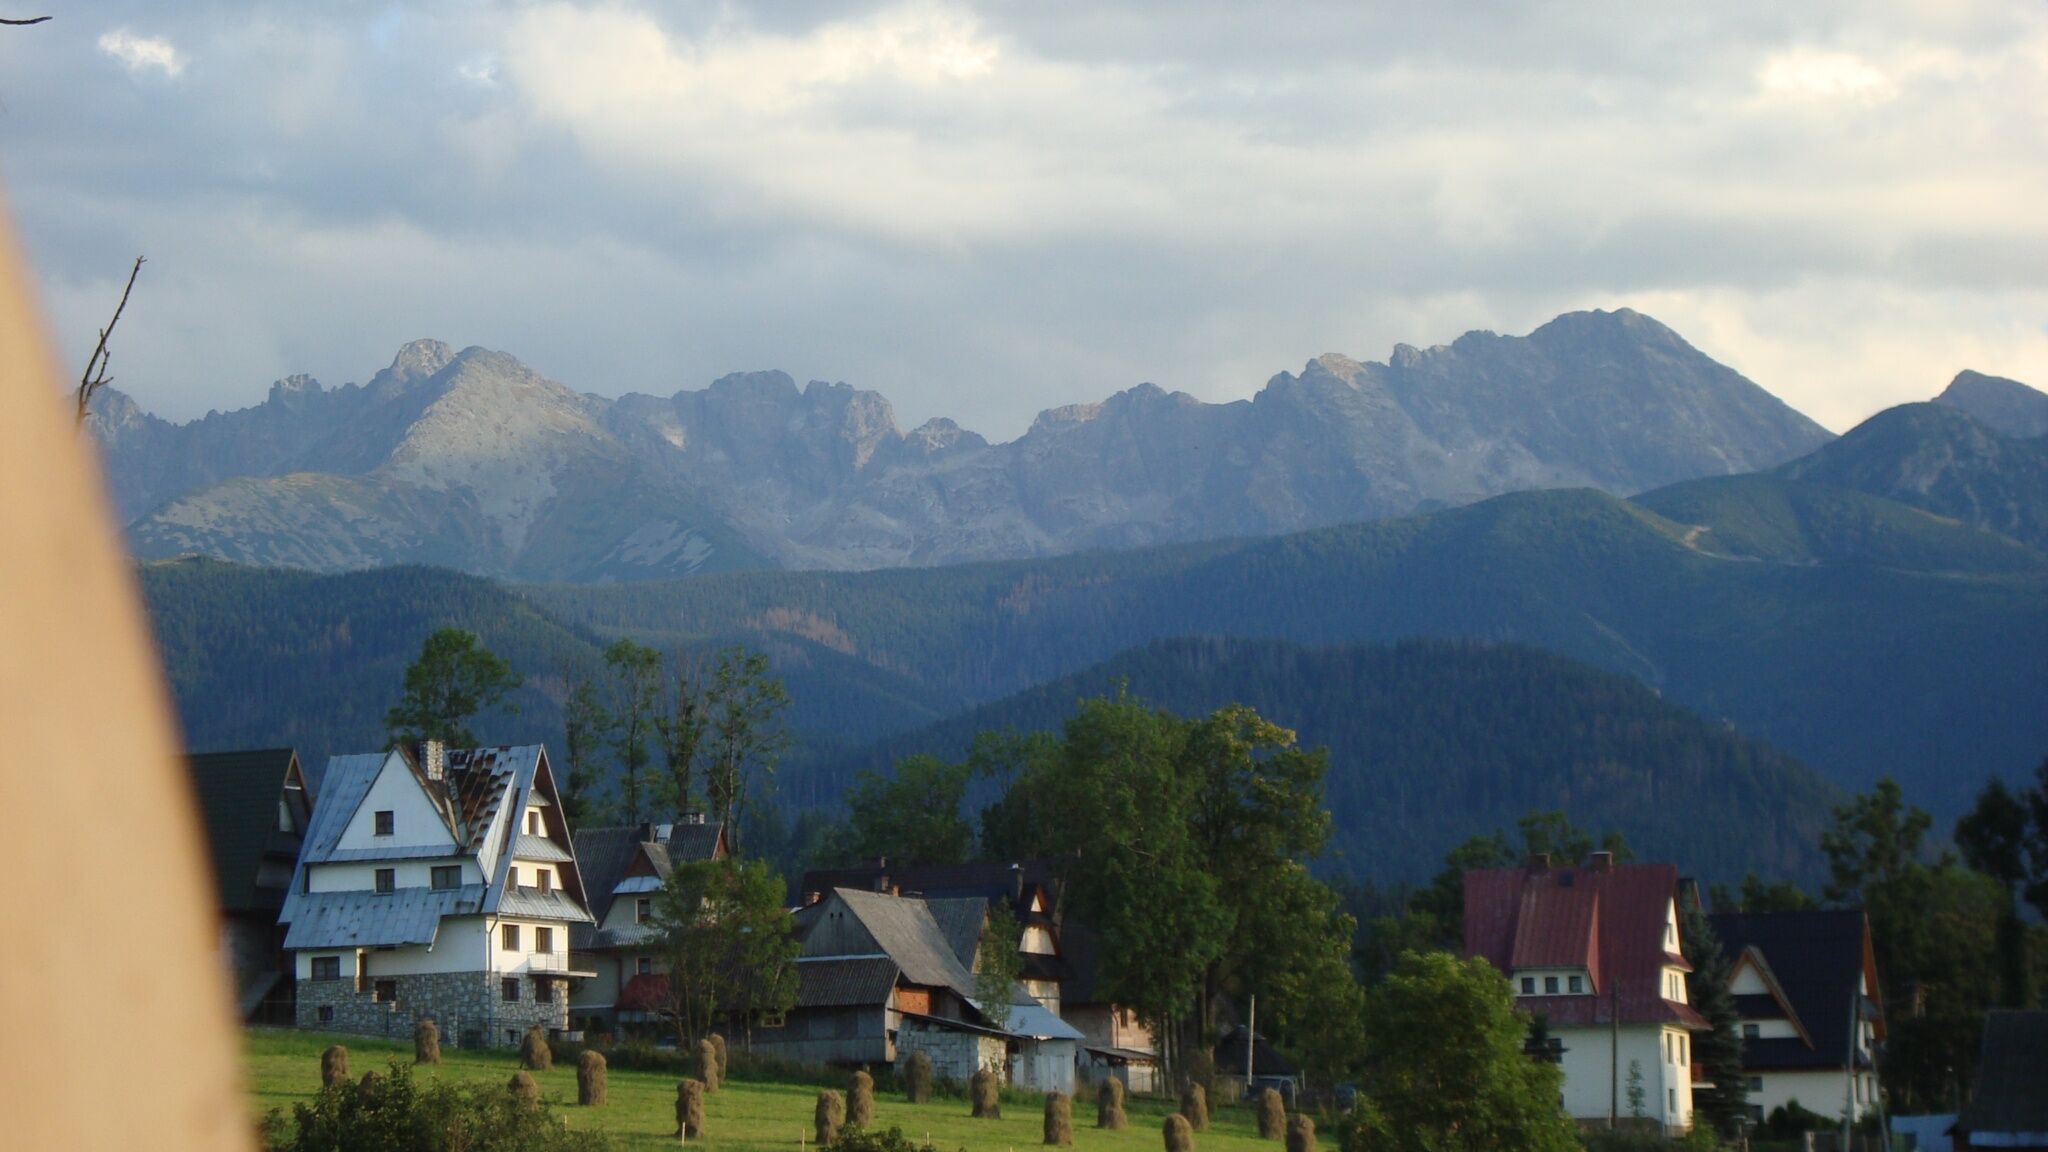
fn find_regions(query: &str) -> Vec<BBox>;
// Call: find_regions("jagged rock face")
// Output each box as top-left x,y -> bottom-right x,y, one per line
105,309 -> 1838,578
1936,370 -> 2048,439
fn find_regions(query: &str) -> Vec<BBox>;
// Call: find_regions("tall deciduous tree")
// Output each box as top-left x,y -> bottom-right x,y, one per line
654,651 -> 708,822
385,627 -> 520,748
841,754 -> 974,867
974,901 -> 1023,1032
601,639 -> 663,826
702,647 -> 790,853
558,676 -> 604,830
645,858 -> 801,1048
1957,777 -> 2035,1007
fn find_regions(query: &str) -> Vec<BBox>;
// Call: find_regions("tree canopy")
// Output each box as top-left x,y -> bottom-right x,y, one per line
384,627 -> 520,748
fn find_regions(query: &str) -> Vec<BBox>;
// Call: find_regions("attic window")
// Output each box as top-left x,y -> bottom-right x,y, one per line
1742,1023 -> 1759,1039
1521,977 -> 1535,995
538,869 -> 552,893
526,811 -> 540,835
1544,976 -> 1559,994
637,898 -> 652,924
374,868 -> 395,894
1569,975 -> 1584,994
374,810 -> 394,836
431,866 -> 460,891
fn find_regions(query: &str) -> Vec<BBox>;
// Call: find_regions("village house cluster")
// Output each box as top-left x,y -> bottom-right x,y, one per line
192,741 -> 1933,1136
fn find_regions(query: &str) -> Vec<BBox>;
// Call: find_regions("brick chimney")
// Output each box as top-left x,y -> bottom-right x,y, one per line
1586,850 -> 1615,872
1526,852 -> 1551,871
422,740 -> 445,782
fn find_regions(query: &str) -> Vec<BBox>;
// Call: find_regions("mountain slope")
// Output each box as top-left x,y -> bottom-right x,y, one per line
1936,370 -> 2048,438
814,637 -> 1839,885
103,309 -> 1833,575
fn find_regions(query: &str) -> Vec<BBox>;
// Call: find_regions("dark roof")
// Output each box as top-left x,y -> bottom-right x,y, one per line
1216,1025 -> 1299,1079
800,860 -> 1061,921
1956,1011 -> 2048,1141
1711,909 -> 1882,1070
831,887 -> 977,995
926,896 -> 987,971
570,821 -> 727,949
184,748 -> 306,915
1465,861 -> 1705,1029
795,957 -> 902,1009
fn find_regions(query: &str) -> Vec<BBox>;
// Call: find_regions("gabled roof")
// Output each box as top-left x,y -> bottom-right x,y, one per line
184,748 -> 307,916
1465,860 -> 1703,1029
1711,909 -> 1883,1069
830,887 -> 978,996
800,860 -> 1061,923
1727,944 -> 1814,1048
1956,1011 -> 2048,1143
569,820 -> 729,950
793,956 -> 903,1008
927,896 -> 988,972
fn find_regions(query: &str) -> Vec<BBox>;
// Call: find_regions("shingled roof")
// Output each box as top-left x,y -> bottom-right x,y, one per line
832,887 -> 978,997
1711,909 -> 1883,1071
184,748 -> 308,916
1465,859 -> 1706,1030
1955,1010 -> 2048,1146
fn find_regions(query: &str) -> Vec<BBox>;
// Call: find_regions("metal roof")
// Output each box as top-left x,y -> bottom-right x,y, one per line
282,885 -> 485,950
612,875 -> 663,895
498,884 -> 594,923
512,833 -> 574,863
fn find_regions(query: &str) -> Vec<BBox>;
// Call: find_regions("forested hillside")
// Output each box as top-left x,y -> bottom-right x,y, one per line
802,637 -> 1838,886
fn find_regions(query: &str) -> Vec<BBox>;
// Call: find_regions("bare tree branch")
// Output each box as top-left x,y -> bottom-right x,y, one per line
76,256 -> 145,428
0,16 -> 53,25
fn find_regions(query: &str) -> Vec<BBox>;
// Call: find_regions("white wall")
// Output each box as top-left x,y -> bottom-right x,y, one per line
1748,1068 -> 1880,1124
332,755 -> 457,854
1554,1024 -> 1695,1132
293,914 -> 581,981
307,859 -> 479,893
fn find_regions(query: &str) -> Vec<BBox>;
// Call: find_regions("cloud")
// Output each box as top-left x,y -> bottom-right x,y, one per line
97,28 -> 184,78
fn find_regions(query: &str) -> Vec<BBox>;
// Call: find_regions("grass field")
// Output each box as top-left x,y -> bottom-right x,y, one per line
246,1030 -> 1284,1152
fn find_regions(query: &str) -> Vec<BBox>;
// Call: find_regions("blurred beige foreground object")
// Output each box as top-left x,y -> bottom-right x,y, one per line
0,197 -> 253,1150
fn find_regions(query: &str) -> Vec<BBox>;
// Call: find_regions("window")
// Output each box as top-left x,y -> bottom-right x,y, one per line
1680,1035 -> 1688,1065
502,923 -> 521,951
1668,1089 -> 1676,1113
431,865 -> 461,890
527,810 -> 540,835
506,1030 -> 520,1046
374,810 -> 394,836
1664,1034 -> 1672,1062
637,957 -> 653,976
508,866 -> 520,888
1568,975 -> 1584,994
311,956 -> 341,981
318,1005 -> 335,1023
538,869 -> 552,893
1544,976 -> 1559,994
535,979 -> 554,1004
636,898 -> 652,924
502,978 -> 520,1002
374,979 -> 397,1004
1520,977 -> 1535,994
536,927 -> 553,954
1748,1077 -> 1763,1092
374,868 -> 396,894
1742,1023 -> 1759,1039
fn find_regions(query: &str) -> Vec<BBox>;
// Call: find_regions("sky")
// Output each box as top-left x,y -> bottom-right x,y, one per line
3,1 -> 2046,438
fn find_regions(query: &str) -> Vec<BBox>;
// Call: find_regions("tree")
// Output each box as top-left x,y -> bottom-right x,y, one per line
558,677 -> 604,830
384,628 -> 520,748
654,651 -> 708,821
974,901 -> 1023,1032
1682,897 -> 1748,1135
74,255 -> 144,428
702,647 -> 790,852
842,755 -> 974,867
644,858 -> 801,1048
1957,777 -> 2034,1006
1709,873 -> 1818,913
1342,951 -> 1578,1152
601,639 -> 663,826
1625,1059 -> 1646,1120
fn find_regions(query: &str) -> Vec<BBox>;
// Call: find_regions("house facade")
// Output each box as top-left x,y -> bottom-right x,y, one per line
566,819 -> 728,1033
1465,854 -> 1707,1135
1709,909 -> 1885,1124
186,747 -> 311,1023
280,743 -> 594,1048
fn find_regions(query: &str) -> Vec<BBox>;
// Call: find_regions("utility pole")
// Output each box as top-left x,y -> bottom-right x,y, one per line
1246,994 -> 1257,1086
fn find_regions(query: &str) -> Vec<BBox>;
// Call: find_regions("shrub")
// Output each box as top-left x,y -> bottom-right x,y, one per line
709,1032 -> 729,1080
1097,1077 -> 1127,1130
849,1069 -> 876,1128
576,1050 -> 607,1107
1164,1112 -> 1195,1152
265,1061 -> 609,1152
970,1068 -> 1001,1119
1179,1082 -> 1208,1132
1257,1089 -> 1284,1140
320,1045 -> 349,1088
1044,1091 -> 1073,1146
675,1079 -> 705,1139
1285,1114 -> 1316,1152
509,1071 -> 540,1106
414,1020 -> 441,1066
817,1089 -> 846,1144
904,1051 -> 934,1103
520,1026 -> 553,1072
699,1038 -> 722,1093
822,1125 -> 952,1152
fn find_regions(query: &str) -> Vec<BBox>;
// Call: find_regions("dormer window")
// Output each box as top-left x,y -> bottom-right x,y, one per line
1569,975 -> 1584,994
538,870 -> 552,893
1544,976 -> 1559,994
637,898 -> 652,924
374,810 -> 394,836
374,868 -> 395,894
526,810 -> 540,835
1521,977 -> 1535,995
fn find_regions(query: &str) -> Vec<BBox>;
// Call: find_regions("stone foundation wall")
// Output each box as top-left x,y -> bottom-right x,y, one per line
296,972 -> 569,1048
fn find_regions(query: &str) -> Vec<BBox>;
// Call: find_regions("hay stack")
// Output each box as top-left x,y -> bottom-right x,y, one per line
1285,1114 -> 1316,1152
1044,1091 -> 1073,1146
577,1050 -> 608,1106
709,1032 -> 729,1081
413,1019 -> 440,1065
848,1069 -> 875,1128
699,1037 -> 722,1093
320,1045 -> 349,1088
1097,1077 -> 1127,1129
1179,1082 -> 1208,1132
675,1079 -> 706,1139
970,1067 -> 1001,1119
508,1071 -> 540,1106
1164,1113 -> 1195,1152
1256,1088 -> 1285,1140
904,1051 -> 934,1103
815,1089 -> 845,1145
519,1025 -> 552,1072
357,1070 -> 384,1099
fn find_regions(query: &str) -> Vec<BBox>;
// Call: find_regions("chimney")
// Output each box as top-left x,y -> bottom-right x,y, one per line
638,822 -> 656,844
873,874 -> 890,893
804,890 -> 823,906
422,740 -> 445,782
1526,852 -> 1552,871
1011,862 -> 1024,902
1587,851 -> 1615,872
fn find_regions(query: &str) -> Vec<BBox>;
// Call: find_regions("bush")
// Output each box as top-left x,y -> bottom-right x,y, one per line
904,1051 -> 934,1103
699,1038 -> 722,1093
320,1045 -> 349,1088
414,1020 -> 441,1066
1179,1083 -> 1208,1132
675,1080 -> 705,1139
264,1061 -> 609,1152
970,1068 -> 1001,1119
508,1071 -> 540,1106
1286,1114 -> 1316,1152
817,1089 -> 847,1144
849,1069 -> 876,1128
1044,1092 -> 1073,1146
822,1125 -> 956,1152
1097,1078 -> 1127,1130
1257,1089 -> 1284,1140
1164,1113 -> 1195,1152
576,1051 -> 607,1107
520,1026 -> 553,1072
709,1032 -> 729,1080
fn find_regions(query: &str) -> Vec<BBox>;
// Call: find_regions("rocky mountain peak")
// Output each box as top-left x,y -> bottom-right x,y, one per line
1936,370 -> 2048,439
389,338 -> 455,379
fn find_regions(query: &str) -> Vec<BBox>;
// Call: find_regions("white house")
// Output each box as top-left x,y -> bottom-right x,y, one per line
1466,855 -> 1707,1135
280,743 -> 594,1048
1710,909 -> 1885,1125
